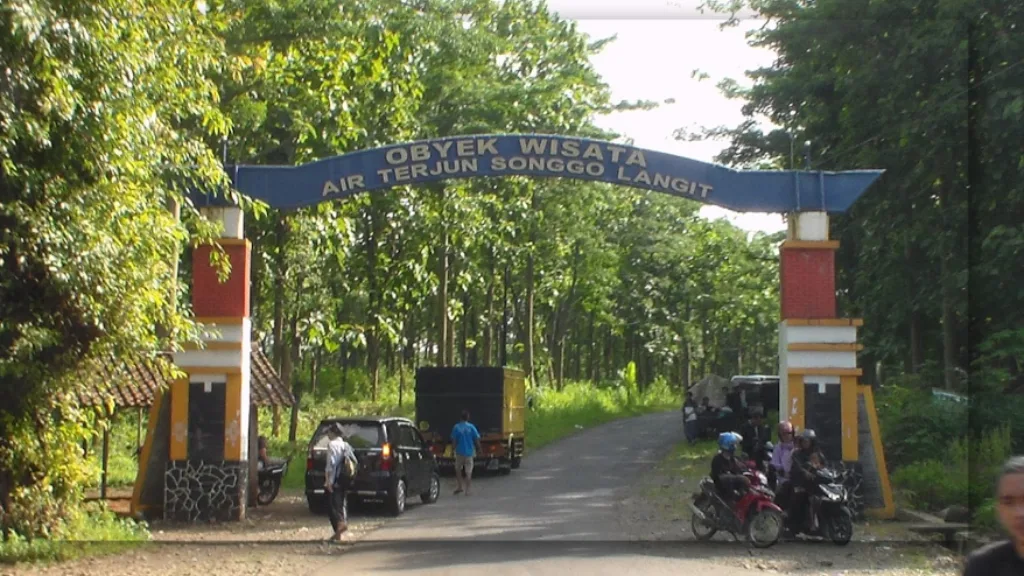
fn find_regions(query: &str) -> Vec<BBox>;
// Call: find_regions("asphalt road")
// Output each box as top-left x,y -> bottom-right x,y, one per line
311,411 -> 763,575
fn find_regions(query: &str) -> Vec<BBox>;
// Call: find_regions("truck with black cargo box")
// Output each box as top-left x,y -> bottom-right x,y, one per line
415,366 -> 526,474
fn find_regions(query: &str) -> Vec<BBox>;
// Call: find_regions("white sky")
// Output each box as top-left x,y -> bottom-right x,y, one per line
544,0 -> 786,234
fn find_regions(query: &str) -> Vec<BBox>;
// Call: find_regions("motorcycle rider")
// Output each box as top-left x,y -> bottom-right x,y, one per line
789,428 -> 826,532
711,431 -> 751,505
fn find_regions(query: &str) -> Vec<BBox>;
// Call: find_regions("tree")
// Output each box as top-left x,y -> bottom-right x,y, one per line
0,0 -> 233,537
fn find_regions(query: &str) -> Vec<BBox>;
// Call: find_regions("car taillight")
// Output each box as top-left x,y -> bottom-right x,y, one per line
381,443 -> 392,471
307,457 -> 313,471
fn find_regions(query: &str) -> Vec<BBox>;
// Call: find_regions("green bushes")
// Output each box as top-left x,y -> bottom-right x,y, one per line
888,426 -> 1011,514
0,501 -> 148,564
875,384 -> 968,466
876,380 -> 1019,529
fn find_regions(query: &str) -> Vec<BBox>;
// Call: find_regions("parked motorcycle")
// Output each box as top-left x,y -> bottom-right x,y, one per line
257,457 -> 290,506
785,466 -> 854,545
690,464 -> 784,548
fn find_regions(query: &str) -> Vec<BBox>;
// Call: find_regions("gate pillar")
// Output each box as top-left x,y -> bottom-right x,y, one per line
777,211 -> 894,518
165,206 -> 253,521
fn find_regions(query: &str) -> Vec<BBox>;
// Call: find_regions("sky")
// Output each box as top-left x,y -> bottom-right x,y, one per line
543,0 -> 786,234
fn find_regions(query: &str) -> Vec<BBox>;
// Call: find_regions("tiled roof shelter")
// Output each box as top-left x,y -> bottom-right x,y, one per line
78,348 -> 294,409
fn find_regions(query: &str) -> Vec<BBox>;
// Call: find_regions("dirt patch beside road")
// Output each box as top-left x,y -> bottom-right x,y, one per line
1,491 -> 393,576
616,440 -> 964,575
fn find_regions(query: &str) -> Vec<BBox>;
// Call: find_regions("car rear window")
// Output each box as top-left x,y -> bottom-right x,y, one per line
311,422 -> 383,450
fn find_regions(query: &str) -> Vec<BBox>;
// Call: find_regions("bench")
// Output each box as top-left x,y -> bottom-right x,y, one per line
907,523 -> 970,553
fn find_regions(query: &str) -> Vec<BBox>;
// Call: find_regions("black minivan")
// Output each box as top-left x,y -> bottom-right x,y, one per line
304,416 -> 441,516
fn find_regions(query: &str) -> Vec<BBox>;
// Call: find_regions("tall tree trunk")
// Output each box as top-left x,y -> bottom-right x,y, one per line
156,197 -> 180,344
481,250 -> 493,362
588,313 -> 597,382
311,347 -> 320,397
557,338 -> 566,389
681,338 -> 691,391
905,224 -> 925,374
271,214 -> 288,437
365,209 -> 381,401
286,314 -> 300,442
459,292 -> 470,366
939,185 -> 961,391
340,341 -> 349,396
523,185 -> 537,385
575,324 -> 583,381
437,185 -> 449,366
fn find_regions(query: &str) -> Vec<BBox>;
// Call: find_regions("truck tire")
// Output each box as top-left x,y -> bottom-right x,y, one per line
510,456 -> 521,469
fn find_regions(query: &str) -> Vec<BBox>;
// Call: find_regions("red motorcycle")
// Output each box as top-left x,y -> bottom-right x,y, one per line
689,461 -> 784,548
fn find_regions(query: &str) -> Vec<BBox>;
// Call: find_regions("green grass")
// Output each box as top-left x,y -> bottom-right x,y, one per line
0,502 -> 149,565
525,381 -> 680,451
658,439 -> 719,476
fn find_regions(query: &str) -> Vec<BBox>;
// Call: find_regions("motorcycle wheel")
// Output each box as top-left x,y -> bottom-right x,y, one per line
825,506 -> 854,545
746,508 -> 783,548
691,498 -> 718,541
257,478 -> 279,506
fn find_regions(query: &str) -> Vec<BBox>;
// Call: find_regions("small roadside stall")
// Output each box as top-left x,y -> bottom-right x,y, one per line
77,348 -> 293,511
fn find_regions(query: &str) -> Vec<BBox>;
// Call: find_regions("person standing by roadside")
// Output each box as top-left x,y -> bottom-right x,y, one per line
451,410 -> 481,496
682,392 -> 699,443
324,423 -> 356,542
962,456 -> 1024,575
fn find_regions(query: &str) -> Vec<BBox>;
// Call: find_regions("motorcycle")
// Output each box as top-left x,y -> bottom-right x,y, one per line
690,464 -> 784,548
785,466 -> 854,545
257,457 -> 290,506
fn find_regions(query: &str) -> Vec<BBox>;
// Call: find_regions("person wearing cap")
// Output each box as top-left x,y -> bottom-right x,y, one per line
324,423 -> 356,541
962,456 -> 1024,575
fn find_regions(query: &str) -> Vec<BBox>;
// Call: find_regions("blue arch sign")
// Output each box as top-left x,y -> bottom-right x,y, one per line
215,134 -> 883,212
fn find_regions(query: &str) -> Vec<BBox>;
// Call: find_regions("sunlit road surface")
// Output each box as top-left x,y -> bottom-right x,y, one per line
309,411 -> 756,575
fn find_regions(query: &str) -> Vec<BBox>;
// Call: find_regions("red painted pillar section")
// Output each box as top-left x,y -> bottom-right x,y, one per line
191,240 -> 251,318
779,241 -> 837,319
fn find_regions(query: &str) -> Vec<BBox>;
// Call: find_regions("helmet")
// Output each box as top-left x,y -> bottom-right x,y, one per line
800,429 -> 817,443
778,421 -> 794,436
718,431 -> 743,452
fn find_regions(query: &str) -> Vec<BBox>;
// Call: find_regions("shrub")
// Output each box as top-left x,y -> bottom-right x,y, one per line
888,425 -> 1012,514
876,384 -> 968,466
0,501 -> 148,564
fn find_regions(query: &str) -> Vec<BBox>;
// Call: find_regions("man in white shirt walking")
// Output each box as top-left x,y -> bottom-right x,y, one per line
324,423 -> 356,541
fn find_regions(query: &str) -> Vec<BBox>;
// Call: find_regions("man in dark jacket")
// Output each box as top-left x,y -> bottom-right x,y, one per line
788,429 -> 825,532
711,432 -> 750,504
740,411 -> 771,464
962,456 -> 1024,576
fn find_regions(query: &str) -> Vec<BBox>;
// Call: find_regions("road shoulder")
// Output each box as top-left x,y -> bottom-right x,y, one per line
616,439 -> 964,575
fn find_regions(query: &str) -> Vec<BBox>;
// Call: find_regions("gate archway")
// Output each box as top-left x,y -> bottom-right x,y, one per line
133,134 -> 895,521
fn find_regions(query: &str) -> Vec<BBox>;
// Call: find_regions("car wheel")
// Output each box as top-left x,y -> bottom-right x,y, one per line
420,473 -> 440,504
388,478 -> 407,516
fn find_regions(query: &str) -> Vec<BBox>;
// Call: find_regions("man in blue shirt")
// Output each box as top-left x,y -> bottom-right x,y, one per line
451,410 -> 481,495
